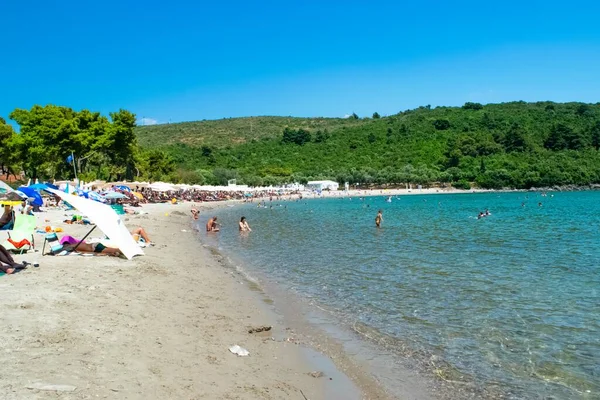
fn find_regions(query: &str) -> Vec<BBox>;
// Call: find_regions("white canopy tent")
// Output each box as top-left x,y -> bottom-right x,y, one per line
48,189 -> 144,260
149,182 -> 177,192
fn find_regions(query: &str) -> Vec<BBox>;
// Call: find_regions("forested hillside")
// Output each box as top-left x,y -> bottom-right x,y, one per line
136,102 -> 600,189
136,116 -> 363,148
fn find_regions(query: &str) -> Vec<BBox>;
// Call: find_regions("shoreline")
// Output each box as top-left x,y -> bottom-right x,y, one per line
192,201 -> 396,399
200,196 -> 517,400
194,209 -> 399,400
0,202 -> 366,399
197,200 -> 454,400
3,188 -> 575,399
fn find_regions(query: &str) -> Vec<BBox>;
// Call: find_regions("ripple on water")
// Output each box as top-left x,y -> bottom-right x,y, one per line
210,192 -> 600,399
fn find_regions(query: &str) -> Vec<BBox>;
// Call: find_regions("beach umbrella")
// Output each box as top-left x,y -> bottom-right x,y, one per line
132,192 -> 144,200
28,183 -> 49,191
0,190 -> 27,206
114,185 -> 131,192
86,191 -> 106,203
0,180 -> 14,193
47,188 -> 143,260
103,191 -> 128,199
17,186 -> 44,206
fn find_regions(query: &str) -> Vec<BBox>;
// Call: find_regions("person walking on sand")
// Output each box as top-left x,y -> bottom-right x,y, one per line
206,216 -> 220,232
239,216 -> 251,232
375,210 -> 383,228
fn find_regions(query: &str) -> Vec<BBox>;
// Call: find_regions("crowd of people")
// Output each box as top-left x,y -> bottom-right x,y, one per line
112,186 -> 299,205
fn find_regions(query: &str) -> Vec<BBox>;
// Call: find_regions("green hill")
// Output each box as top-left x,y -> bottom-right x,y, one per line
136,102 -> 600,189
135,116 -> 363,148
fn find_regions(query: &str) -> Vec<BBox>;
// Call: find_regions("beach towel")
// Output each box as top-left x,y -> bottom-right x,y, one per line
59,235 -> 80,246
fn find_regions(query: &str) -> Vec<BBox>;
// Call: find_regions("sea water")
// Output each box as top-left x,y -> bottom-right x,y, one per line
203,192 -> 600,399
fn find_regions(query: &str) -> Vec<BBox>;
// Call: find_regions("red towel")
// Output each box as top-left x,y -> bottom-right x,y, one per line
7,238 -> 31,249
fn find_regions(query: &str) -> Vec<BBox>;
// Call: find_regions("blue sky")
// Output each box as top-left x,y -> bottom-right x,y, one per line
2,0 -> 599,126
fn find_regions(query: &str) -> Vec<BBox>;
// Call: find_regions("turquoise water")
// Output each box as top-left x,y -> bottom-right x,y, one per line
204,192 -> 600,399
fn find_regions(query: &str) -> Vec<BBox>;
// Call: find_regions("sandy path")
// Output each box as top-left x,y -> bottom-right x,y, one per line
0,204 -> 346,399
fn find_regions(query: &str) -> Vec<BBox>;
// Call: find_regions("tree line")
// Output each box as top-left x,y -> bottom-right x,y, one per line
0,105 -> 175,182
4,101 -> 600,189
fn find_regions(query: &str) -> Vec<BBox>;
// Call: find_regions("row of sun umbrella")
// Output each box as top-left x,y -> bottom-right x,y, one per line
0,181 -> 135,206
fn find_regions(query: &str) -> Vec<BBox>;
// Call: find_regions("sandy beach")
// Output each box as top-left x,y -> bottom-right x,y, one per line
0,201 -> 398,400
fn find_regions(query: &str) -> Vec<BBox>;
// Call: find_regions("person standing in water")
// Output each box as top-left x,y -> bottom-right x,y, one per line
239,216 -> 251,232
375,210 -> 383,228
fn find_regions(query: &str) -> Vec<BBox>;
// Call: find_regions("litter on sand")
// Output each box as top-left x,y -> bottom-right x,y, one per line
248,326 -> 272,334
26,383 -> 77,392
229,345 -> 250,356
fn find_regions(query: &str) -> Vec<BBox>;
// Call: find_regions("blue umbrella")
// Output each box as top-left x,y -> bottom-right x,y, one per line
115,185 -> 131,192
104,191 -> 128,199
85,191 -> 106,203
17,186 -> 44,206
28,183 -> 49,191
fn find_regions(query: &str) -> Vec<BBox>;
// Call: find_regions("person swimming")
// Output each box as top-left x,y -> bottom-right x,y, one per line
477,210 -> 491,219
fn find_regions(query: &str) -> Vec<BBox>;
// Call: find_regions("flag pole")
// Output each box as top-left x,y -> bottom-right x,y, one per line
72,151 -> 78,183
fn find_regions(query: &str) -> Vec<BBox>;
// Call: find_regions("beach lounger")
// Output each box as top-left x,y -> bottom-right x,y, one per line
3,214 -> 36,253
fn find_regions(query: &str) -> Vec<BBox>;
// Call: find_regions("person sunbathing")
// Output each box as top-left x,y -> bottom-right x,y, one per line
0,244 -> 28,274
62,241 -> 122,257
63,215 -> 91,224
131,227 -> 152,244
0,205 -> 15,230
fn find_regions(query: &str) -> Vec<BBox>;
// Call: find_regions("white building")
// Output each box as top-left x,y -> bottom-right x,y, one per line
306,180 -> 339,191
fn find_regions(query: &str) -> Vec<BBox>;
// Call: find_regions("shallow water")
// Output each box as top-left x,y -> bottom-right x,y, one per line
204,192 -> 600,399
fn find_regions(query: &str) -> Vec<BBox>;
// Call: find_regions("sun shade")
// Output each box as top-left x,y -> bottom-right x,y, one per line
47,189 -> 143,260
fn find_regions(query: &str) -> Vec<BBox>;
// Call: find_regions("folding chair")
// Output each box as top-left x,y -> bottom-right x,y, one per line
42,232 -> 63,255
3,214 -> 36,253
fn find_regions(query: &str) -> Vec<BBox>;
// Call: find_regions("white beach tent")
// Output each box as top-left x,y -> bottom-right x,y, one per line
47,189 -> 144,260
149,182 -> 176,192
